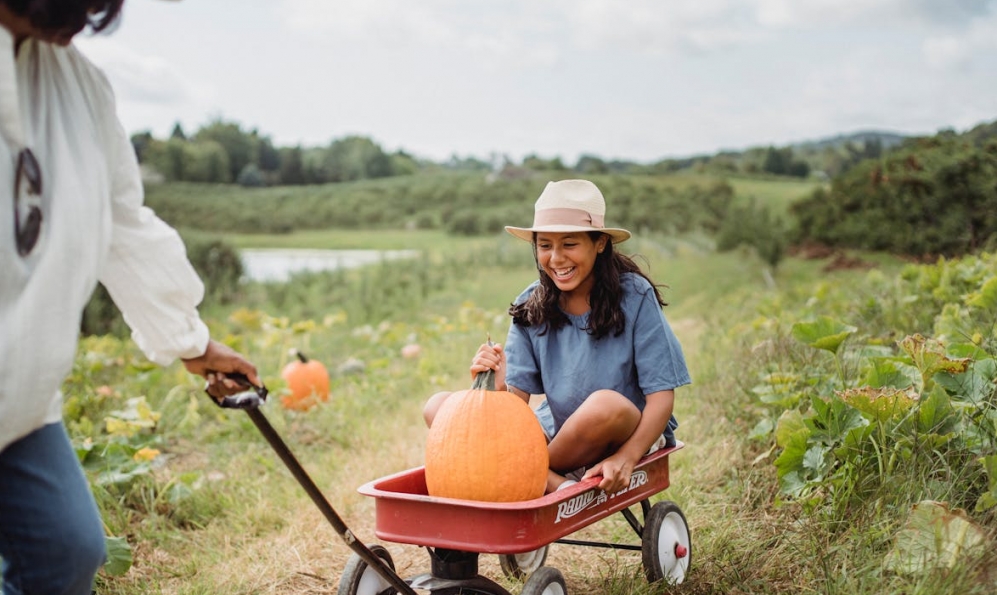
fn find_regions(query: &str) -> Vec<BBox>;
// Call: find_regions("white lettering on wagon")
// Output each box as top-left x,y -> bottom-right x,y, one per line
554,471 -> 649,523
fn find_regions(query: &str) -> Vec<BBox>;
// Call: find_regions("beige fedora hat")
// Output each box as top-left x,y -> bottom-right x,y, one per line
505,179 -> 631,244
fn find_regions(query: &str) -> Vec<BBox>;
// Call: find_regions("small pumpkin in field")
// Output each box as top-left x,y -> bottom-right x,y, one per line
424,368 -> 549,502
280,350 -> 330,411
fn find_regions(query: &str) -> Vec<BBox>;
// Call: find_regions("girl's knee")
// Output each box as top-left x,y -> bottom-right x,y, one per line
423,391 -> 453,427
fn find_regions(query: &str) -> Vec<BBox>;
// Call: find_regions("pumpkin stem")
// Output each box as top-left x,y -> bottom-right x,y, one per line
295,350 -> 309,363
471,368 -> 497,391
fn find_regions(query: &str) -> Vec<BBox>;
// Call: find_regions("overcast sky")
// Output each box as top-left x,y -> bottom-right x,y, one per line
74,0 -> 997,164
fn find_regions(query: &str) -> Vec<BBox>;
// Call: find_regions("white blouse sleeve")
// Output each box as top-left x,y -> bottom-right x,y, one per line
96,80 -> 209,366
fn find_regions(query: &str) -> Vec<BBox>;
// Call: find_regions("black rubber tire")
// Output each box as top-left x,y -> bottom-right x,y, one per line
336,544 -> 397,595
498,545 -> 549,580
520,566 -> 568,595
641,501 -> 691,584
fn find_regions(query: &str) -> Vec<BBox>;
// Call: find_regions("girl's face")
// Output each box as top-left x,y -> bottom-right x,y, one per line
535,232 -> 608,297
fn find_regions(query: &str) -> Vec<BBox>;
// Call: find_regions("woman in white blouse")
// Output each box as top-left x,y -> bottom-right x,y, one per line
0,2 -> 260,593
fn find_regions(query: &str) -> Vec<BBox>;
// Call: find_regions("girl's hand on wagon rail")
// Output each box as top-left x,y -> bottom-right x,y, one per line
584,451 -> 637,494
469,342 -> 507,391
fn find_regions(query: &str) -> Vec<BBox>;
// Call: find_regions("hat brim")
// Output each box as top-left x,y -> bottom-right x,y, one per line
505,225 -> 631,244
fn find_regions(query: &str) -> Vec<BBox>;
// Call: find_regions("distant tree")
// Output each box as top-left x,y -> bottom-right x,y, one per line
278,146 -> 306,185
575,154 -> 608,174
170,122 -> 187,141
130,130 -> 153,162
322,135 -> 394,182
237,163 -> 265,187
257,136 -> 281,172
195,119 -> 256,181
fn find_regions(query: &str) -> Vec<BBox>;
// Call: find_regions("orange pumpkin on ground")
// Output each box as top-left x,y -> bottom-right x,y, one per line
424,368 -> 549,502
280,350 -> 330,411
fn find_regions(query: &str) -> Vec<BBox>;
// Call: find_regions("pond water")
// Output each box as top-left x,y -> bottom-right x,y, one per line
240,248 -> 419,282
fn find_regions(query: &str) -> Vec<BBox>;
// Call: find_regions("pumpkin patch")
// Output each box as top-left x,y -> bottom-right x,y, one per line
279,350 -> 330,411
424,368 -> 549,502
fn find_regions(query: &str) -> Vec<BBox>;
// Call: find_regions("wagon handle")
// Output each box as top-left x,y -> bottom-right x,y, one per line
208,373 -> 418,595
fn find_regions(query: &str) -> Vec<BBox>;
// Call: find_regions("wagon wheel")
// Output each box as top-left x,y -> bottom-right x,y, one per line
498,545 -> 549,580
641,501 -> 691,584
520,566 -> 568,595
337,544 -> 399,595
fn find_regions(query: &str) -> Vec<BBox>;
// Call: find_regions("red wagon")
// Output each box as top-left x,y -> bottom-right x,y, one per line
218,381 -> 691,595
347,443 -> 691,594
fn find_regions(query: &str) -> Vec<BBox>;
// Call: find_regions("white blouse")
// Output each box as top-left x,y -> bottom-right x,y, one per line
0,27 -> 209,453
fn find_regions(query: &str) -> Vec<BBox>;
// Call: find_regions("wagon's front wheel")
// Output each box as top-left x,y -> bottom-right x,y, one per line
498,545 -> 549,580
337,544 -> 398,595
641,501 -> 691,584
520,566 -> 567,595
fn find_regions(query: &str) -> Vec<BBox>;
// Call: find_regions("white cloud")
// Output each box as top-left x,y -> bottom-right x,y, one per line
75,37 -> 204,106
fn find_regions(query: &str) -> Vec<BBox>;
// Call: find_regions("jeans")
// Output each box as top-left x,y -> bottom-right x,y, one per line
0,423 -> 106,595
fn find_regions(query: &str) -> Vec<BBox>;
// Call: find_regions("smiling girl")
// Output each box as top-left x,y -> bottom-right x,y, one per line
424,179 -> 690,494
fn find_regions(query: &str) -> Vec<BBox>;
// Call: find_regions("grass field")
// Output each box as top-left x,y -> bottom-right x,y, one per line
53,174 -> 997,594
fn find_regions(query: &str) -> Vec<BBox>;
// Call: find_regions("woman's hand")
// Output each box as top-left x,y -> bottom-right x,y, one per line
469,342 -> 506,390
583,451 -> 639,494
182,340 -> 260,400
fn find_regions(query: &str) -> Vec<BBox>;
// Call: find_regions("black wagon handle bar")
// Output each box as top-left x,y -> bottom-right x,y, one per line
210,373 -> 417,595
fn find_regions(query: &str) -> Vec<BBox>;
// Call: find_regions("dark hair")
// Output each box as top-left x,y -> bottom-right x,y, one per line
1,0 -> 125,38
509,232 -> 667,340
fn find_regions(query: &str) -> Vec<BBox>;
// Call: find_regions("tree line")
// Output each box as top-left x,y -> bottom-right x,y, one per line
791,121 -> 997,258
132,118 -> 907,188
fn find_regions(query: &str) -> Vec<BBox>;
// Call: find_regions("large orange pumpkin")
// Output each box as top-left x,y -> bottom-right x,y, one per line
424,369 -> 549,502
280,350 -> 330,411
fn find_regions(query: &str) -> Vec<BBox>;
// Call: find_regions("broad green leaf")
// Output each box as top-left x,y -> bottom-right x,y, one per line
837,386 -> 918,423
775,409 -> 807,448
749,417 -> 775,441
791,317 -> 858,354
966,276 -> 997,310
976,455 -> 997,512
774,419 -> 810,492
916,384 -> 956,436
806,395 -> 868,446
802,445 -> 827,476
860,358 -> 920,390
883,501 -> 987,575
897,334 -> 971,387
104,535 -> 133,576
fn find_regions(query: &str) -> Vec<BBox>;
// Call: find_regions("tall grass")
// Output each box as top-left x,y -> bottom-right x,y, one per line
62,229 -> 997,594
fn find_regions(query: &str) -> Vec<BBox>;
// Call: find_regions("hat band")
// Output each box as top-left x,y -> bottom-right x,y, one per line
533,208 -> 604,229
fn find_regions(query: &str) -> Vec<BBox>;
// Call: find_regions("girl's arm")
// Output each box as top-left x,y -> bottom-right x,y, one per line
583,389 -> 674,493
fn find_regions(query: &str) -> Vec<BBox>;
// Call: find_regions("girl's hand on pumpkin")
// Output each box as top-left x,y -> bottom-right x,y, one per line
469,342 -> 506,390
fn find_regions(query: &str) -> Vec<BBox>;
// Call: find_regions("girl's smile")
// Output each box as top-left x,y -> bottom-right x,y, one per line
536,232 -> 608,313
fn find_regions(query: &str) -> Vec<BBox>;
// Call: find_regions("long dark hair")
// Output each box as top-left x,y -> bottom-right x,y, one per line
1,0 -> 125,38
509,232 -> 667,340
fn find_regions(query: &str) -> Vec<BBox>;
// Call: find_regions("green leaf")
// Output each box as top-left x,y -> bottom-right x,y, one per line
976,455 -> 997,512
897,334 -> 971,388
883,501 -> 987,575
806,395 -> 868,446
837,386 -> 918,424
917,384 -> 956,435
860,358 -> 920,390
104,535 -> 133,576
775,409 -> 807,448
791,316 -> 858,354
966,276 -> 997,310
748,417 -> 775,441
802,446 -> 827,476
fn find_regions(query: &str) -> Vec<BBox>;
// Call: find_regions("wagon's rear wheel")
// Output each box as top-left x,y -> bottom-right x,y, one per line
337,544 -> 398,595
641,501 -> 691,584
498,545 -> 549,580
520,566 -> 567,595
